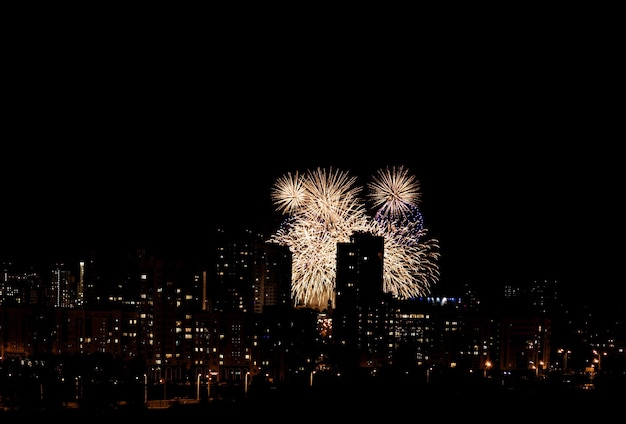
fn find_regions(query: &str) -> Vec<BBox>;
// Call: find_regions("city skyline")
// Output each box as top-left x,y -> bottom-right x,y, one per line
1,148 -> 621,306
2,11 -> 623,417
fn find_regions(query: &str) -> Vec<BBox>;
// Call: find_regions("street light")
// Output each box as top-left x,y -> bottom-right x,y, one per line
483,360 -> 492,378
197,373 -> 201,401
75,376 -> 81,402
592,349 -> 605,374
207,373 -> 211,400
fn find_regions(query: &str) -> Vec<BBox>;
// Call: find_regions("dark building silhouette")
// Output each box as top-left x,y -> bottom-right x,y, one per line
333,232 -> 391,370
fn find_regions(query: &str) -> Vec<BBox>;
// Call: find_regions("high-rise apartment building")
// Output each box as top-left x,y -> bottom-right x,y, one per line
333,232 -> 391,370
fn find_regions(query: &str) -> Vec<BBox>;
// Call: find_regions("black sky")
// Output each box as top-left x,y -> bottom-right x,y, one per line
2,17 -> 623,304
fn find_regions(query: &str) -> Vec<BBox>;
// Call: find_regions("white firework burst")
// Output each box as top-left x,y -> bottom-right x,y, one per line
300,167 -> 364,229
270,171 -> 307,215
367,165 -> 421,222
269,166 -> 439,309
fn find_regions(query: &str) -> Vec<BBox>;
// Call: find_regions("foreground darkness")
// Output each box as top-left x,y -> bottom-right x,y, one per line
1,371 -> 624,421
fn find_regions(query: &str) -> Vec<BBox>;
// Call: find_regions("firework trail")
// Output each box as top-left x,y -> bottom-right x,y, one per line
269,166 -> 439,309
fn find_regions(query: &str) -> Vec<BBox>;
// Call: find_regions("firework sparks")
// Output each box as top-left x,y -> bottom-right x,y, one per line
270,171 -> 307,215
269,166 -> 439,309
367,165 -> 421,222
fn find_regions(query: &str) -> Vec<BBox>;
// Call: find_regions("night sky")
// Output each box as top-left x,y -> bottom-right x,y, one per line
2,18 -> 623,305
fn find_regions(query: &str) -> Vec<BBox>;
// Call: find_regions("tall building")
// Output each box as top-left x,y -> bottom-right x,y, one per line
209,228 -> 260,314
50,263 -> 74,308
333,232 -> 391,370
253,242 -> 292,313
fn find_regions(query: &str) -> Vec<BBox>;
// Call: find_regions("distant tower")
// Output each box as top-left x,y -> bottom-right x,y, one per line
77,260 -> 85,307
50,263 -> 74,308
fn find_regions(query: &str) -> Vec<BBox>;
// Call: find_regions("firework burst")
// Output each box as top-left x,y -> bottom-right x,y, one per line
270,171 -> 307,215
269,166 -> 439,309
367,165 -> 421,223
